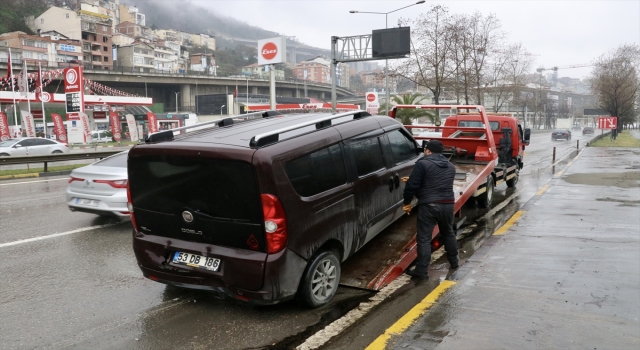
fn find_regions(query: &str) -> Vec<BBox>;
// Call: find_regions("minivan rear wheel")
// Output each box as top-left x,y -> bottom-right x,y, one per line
298,250 -> 340,308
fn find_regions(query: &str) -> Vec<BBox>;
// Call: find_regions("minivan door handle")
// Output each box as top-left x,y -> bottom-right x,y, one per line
393,173 -> 400,189
388,177 -> 394,192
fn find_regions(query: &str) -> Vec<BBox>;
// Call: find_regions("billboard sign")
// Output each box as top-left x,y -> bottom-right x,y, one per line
365,92 -> 379,115
257,37 -> 286,65
598,116 -> 617,129
372,27 -> 411,59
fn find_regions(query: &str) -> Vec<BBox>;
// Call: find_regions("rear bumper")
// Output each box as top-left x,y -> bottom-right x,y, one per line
66,188 -> 129,216
133,233 -> 307,305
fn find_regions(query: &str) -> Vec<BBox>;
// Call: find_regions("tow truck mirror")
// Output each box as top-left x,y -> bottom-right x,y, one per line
435,120 -> 441,127
524,128 -> 531,144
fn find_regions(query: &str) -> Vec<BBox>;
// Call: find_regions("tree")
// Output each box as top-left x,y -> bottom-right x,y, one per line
349,75 -> 365,94
379,93 -> 436,129
590,44 -> 640,131
396,5 -> 455,108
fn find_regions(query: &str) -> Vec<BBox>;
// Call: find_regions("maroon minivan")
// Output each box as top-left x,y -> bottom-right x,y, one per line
127,110 -> 420,307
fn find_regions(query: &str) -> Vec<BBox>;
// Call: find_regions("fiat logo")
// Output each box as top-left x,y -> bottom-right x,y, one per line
182,211 -> 194,223
261,42 -> 278,60
66,70 -> 77,84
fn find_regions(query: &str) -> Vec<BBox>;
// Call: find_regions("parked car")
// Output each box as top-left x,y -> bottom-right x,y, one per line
0,137 -> 69,156
127,110 -> 421,307
583,127 -> 595,135
551,129 -> 572,141
66,151 -> 129,217
91,130 -> 111,143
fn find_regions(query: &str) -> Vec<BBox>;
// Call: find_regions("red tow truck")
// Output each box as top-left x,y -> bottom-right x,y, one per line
340,105 -> 531,291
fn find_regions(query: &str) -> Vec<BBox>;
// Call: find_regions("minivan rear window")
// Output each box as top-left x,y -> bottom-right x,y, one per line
129,156 -> 261,222
285,144 -> 347,197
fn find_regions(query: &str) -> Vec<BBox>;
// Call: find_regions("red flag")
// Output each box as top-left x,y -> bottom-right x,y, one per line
0,112 -> 10,141
51,113 -> 67,144
110,111 -> 121,142
147,111 -> 158,134
6,48 -> 12,79
233,86 -> 238,98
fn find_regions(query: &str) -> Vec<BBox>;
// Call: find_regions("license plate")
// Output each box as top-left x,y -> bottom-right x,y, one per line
172,252 -> 221,271
76,198 -> 99,207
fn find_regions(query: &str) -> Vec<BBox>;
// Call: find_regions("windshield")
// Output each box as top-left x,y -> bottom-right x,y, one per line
0,139 -> 19,147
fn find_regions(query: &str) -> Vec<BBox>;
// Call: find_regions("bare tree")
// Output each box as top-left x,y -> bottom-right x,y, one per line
467,12 -> 502,105
590,44 -> 640,131
395,5 -> 455,107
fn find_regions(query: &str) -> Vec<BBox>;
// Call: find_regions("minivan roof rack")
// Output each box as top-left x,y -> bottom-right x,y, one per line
249,110 -> 370,148
145,110 -> 282,143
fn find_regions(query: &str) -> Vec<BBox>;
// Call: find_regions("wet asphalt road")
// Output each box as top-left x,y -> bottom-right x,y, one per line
0,130 -> 599,349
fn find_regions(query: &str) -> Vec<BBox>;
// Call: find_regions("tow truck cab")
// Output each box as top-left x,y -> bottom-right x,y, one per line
443,113 -> 530,168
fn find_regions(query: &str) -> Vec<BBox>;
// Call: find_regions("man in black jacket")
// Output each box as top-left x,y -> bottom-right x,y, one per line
402,140 -> 459,279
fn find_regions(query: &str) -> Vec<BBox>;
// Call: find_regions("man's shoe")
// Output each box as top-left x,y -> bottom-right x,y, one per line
406,267 -> 429,279
450,263 -> 459,269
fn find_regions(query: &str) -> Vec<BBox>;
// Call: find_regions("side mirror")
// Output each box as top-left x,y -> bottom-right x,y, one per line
13,144 -> 22,148
435,120 -> 442,127
524,128 -> 531,141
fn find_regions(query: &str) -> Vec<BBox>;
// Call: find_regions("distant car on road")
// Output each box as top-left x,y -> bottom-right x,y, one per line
0,137 -> 69,156
91,130 -> 111,143
582,127 -> 594,135
551,129 -> 572,141
66,151 -> 129,217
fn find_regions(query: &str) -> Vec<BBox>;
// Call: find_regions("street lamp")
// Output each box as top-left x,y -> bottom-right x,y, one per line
175,92 -> 180,113
350,1 -> 425,114
137,76 -> 147,97
220,105 -> 226,116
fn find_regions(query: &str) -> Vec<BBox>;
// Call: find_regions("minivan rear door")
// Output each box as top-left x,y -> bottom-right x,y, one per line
383,128 -> 420,220
128,154 -> 266,252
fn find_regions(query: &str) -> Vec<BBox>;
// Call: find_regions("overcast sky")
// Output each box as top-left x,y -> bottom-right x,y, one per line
196,0 -> 640,80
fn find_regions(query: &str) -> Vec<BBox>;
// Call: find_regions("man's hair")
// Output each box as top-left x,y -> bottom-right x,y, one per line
426,140 -> 444,153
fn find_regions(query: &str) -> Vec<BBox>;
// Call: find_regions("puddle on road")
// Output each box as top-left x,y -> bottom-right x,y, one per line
562,171 -> 640,188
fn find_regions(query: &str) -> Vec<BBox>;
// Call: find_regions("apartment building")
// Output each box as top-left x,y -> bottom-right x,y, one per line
34,6 -> 113,70
119,4 -> 145,26
241,63 -> 285,80
115,21 -> 154,42
117,42 -> 154,72
0,31 -> 82,69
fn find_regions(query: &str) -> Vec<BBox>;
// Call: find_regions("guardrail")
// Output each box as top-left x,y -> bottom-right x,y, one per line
0,151 -> 123,172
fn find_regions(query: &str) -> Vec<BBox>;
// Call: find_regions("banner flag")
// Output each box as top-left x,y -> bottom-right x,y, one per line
79,112 -> 92,143
147,112 -> 158,134
125,114 -> 138,141
51,113 -> 68,144
110,111 -> 121,142
21,110 -> 36,137
0,112 -> 11,141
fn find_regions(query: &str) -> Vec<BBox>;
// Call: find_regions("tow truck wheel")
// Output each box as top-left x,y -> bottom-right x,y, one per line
298,250 -> 341,308
478,176 -> 494,208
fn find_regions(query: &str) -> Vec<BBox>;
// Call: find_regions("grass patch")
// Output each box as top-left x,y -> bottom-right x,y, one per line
590,131 -> 640,147
0,164 -> 87,176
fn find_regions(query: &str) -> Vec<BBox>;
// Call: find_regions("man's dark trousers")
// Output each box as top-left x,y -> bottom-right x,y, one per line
414,203 -> 458,275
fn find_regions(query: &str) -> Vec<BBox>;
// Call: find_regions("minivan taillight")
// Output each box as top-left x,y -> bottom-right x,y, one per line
127,182 -> 139,232
261,194 -> 287,254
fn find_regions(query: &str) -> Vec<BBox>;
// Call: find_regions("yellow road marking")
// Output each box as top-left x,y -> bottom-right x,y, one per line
555,169 -> 565,177
493,211 -> 525,236
365,280 -> 456,350
536,184 -> 549,195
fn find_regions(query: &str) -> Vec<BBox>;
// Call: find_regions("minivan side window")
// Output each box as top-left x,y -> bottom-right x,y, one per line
387,130 -> 417,164
285,144 -> 347,197
350,137 -> 385,176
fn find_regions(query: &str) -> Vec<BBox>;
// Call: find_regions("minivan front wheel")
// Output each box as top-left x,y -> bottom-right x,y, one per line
299,250 -> 341,308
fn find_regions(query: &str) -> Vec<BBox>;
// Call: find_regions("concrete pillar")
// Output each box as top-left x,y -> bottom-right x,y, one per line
320,92 -> 325,100
180,84 -> 191,112
251,86 -> 258,95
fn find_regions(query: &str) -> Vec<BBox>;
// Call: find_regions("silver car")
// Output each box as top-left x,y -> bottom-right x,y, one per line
0,137 -> 70,156
66,151 -> 129,217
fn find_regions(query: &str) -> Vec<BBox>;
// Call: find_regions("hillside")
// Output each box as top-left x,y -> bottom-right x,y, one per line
130,0 -> 281,48
0,0 -> 48,34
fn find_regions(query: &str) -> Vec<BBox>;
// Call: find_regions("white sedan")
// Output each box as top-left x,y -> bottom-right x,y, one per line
66,151 -> 130,217
0,137 -> 70,156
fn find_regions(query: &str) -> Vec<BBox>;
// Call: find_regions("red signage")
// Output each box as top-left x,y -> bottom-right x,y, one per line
598,116 -> 617,129
110,111 -> 121,142
261,42 -> 278,61
366,94 -> 376,102
51,113 -> 67,144
32,110 -> 43,120
147,112 -> 158,134
0,112 -> 10,141
93,111 -> 107,119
